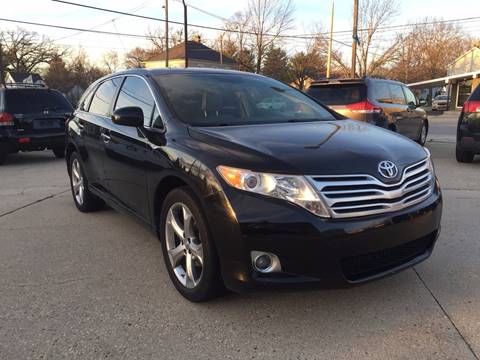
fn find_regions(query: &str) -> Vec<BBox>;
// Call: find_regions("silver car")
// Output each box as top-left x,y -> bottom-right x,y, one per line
432,95 -> 449,111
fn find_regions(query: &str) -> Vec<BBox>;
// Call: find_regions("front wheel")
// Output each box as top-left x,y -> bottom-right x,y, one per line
69,152 -> 104,212
417,121 -> 428,146
52,146 -> 65,158
456,147 -> 475,163
159,187 -> 224,302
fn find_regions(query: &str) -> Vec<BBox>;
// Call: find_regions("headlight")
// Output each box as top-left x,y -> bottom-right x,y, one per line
424,147 -> 435,175
217,166 -> 330,218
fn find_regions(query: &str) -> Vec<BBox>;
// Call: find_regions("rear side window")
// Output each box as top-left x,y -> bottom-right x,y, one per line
372,82 -> 392,104
89,78 -> 121,117
78,85 -> 96,111
389,84 -> 406,105
307,84 -> 366,105
114,76 -> 155,126
5,90 -> 73,114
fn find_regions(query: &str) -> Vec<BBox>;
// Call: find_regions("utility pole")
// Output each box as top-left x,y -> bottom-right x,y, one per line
219,34 -> 224,66
164,0 -> 169,67
351,0 -> 359,78
326,2 -> 335,79
0,40 -> 5,87
182,0 -> 188,68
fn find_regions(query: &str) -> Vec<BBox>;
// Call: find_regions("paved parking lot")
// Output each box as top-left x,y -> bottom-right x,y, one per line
1,113 -> 479,359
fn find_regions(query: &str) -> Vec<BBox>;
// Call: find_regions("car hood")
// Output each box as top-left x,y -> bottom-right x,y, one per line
188,120 -> 427,179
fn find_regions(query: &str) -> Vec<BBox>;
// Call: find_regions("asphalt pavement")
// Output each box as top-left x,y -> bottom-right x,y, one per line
1,113 -> 479,359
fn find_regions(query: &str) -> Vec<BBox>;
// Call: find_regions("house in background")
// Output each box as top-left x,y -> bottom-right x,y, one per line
408,46 -> 480,110
5,72 -> 46,86
142,37 -> 238,70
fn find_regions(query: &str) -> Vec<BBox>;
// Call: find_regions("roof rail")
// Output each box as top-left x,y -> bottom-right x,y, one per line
1,82 -> 48,89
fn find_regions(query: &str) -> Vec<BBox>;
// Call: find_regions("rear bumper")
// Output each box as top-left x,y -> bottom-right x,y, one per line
210,183 -> 442,293
457,123 -> 480,153
0,131 -> 65,152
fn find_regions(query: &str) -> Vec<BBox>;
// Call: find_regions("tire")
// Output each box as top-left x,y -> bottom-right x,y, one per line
52,146 -> 65,158
0,148 -> 7,165
69,152 -> 104,212
417,121 -> 428,146
456,147 -> 475,163
159,187 -> 224,302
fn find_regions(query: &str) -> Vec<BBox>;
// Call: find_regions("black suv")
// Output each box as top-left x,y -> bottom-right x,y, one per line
66,69 -> 442,302
0,85 -> 73,164
307,78 -> 429,145
456,84 -> 480,163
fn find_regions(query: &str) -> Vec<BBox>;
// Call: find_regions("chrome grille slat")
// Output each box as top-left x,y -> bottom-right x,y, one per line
308,158 -> 434,218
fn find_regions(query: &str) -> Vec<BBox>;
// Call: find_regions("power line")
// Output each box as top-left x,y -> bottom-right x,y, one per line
0,17 -> 155,39
51,0 -> 315,40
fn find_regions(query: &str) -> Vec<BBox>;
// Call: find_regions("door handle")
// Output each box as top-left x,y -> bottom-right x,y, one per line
101,132 -> 111,143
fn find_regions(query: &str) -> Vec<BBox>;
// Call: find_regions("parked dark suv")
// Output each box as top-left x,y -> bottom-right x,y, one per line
307,78 -> 429,145
66,69 -> 442,302
456,84 -> 480,163
0,84 -> 73,164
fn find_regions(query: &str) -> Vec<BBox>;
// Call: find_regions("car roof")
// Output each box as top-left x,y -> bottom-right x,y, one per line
94,67 -> 263,85
309,77 -> 406,87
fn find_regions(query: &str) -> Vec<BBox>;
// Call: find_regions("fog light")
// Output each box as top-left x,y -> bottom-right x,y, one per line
255,254 -> 272,270
251,251 -> 281,273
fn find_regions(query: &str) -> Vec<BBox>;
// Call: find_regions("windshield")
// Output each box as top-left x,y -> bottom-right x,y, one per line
153,73 -> 336,126
307,84 -> 367,106
5,89 -> 73,114
435,95 -> 448,100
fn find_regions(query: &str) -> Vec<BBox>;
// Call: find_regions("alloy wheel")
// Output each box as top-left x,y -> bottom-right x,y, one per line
71,158 -> 85,205
165,202 -> 204,289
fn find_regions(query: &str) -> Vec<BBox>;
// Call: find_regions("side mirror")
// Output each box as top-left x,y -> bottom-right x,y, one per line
112,107 -> 144,127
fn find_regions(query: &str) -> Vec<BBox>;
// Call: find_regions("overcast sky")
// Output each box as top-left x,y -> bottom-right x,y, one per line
2,0 -> 480,62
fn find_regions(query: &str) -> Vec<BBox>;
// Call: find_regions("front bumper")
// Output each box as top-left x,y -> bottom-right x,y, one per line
206,183 -> 442,293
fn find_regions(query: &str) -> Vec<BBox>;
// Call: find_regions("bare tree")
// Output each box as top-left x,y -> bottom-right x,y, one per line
0,28 -> 65,74
147,27 -> 185,52
389,20 -> 472,83
247,0 -> 295,73
312,29 -> 351,77
124,47 -> 156,68
102,50 -> 120,73
356,0 -> 400,77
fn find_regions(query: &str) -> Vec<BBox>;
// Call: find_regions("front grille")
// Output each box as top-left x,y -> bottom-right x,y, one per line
340,233 -> 435,282
308,158 -> 434,218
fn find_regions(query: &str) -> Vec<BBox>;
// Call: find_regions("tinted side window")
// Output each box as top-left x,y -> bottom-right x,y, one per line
114,76 -> 155,126
89,79 -> 121,117
372,82 -> 392,104
389,84 -> 406,105
79,85 -> 96,111
403,86 -> 417,106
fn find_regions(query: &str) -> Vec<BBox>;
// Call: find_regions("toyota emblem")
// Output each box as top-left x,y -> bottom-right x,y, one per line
378,161 -> 398,179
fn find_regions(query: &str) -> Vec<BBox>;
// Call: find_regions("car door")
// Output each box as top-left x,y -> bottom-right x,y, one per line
75,78 -> 121,189
102,76 -> 155,220
403,85 -> 425,140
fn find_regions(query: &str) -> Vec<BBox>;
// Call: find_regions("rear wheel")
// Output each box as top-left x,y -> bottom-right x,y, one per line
456,147 -> 475,163
159,187 -> 224,302
52,146 -> 65,158
69,152 -> 104,212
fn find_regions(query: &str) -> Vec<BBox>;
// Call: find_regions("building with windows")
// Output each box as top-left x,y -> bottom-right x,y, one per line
408,46 -> 480,110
